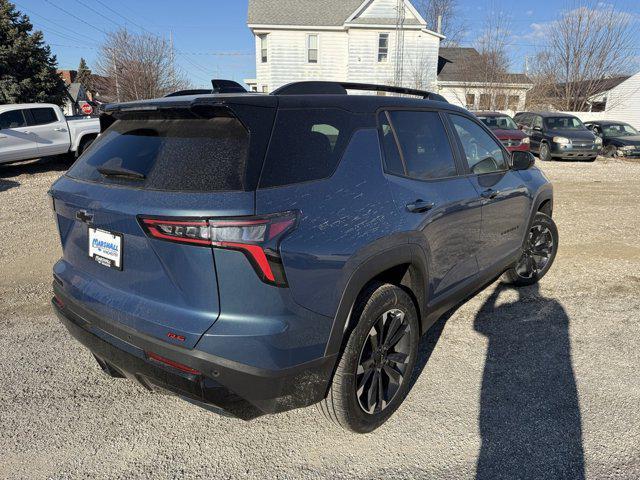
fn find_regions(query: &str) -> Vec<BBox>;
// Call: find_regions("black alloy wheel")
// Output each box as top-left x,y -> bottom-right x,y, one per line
355,308 -> 411,414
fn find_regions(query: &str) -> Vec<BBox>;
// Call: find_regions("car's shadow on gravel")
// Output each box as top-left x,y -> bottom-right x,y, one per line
0,179 -> 20,192
0,155 -> 71,179
411,282 -> 584,480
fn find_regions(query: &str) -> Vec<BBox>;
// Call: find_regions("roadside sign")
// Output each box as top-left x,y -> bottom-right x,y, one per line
80,103 -> 93,115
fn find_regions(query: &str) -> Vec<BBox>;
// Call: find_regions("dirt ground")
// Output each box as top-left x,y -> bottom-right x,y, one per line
0,155 -> 639,479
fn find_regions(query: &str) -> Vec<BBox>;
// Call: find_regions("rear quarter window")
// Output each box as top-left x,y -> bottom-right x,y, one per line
259,108 -> 353,188
67,110 -> 250,192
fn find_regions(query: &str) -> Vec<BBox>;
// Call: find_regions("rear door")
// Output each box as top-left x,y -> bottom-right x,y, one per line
0,108 -> 38,163
26,106 -> 70,156
379,109 -> 482,300
446,113 -> 531,271
50,102 -> 275,348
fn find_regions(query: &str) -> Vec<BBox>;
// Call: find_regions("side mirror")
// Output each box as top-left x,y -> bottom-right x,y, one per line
512,151 -> 535,170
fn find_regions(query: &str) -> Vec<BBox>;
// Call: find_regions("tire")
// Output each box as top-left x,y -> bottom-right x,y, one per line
502,212 -> 558,287
539,142 -> 552,161
602,145 -> 617,158
317,283 -> 419,433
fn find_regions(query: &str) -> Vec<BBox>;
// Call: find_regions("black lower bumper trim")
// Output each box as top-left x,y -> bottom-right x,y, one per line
52,290 -> 337,420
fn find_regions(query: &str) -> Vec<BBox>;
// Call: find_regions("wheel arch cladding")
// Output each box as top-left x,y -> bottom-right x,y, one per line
323,243 -> 429,358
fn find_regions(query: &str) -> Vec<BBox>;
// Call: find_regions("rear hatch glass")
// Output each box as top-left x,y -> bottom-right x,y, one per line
67,108 -> 249,192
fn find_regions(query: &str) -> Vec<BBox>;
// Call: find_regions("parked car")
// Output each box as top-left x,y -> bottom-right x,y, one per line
475,111 -> 530,152
584,120 -> 640,158
513,111 -> 601,161
0,103 -> 99,165
49,81 -> 557,433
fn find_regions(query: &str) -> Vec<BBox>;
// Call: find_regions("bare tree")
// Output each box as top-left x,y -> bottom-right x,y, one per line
451,9 -> 517,110
531,1 -> 636,111
416,0 -> 467,46
94,29 -> 190,102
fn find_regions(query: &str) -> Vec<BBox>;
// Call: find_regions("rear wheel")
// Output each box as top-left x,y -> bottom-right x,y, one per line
539,142 -> 552,161
76,135 -> 96,157
503,212 -> 558,286
317,283 -> 419,433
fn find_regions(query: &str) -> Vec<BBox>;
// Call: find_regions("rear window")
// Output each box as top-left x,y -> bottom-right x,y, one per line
259,108 -> 353,188
67,110 -> 250,192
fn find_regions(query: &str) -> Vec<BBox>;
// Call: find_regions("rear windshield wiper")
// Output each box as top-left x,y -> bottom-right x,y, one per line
97,166 -> 146,180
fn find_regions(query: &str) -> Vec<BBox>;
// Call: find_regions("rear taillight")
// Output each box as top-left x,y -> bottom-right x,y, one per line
139,212 -> 298,287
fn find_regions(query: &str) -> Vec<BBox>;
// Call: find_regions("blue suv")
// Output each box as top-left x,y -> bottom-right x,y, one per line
49,81 -> 557,433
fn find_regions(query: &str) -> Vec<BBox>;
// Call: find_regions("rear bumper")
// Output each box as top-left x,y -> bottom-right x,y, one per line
52,288 -> 336,420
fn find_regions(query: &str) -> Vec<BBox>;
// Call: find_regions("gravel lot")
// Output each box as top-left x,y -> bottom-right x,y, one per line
1,156 -> 639,479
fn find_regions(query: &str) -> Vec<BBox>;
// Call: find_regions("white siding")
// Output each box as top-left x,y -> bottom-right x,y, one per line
355,0 -> 419,22
253,30 -> 348,92
438,84 -> 529,112
604,72 -> 640,129
347,28 -> 438,90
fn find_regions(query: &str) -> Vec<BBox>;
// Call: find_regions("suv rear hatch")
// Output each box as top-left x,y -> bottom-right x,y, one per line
50,97 -> 276,349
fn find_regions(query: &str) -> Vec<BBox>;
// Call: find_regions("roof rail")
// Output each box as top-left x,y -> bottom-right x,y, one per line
271,81 -> 448,102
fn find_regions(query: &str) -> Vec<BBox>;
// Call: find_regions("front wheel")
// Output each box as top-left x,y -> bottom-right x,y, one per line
317,283 -> 419,433
503,212 -> 558,286
539,142 -> 552,161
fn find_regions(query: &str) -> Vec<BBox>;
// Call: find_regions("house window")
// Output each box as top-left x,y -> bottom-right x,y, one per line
495,94 -> 507,110
261,85 -> 269,93
307,34 -> 318,63
479,93 -> 491,110
378,33 -> 389,62
508,95 -> 520,110
259,35 -> 268,63
465,94 -> 475,109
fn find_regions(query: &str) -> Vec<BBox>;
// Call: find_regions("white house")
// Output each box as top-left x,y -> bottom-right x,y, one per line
245,0 -> 444,93
436,47 -> 533,112
591,72 -> 640,129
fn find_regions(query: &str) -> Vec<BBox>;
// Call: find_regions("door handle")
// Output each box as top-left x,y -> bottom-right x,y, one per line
23,130 -> 32,134
54,127 -> 67,132
0,135 -> 6,139
481,189 -> 500,199
406,199 -> 435,213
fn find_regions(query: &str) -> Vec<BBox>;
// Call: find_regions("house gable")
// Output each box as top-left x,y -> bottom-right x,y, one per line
347,0 -> 425,26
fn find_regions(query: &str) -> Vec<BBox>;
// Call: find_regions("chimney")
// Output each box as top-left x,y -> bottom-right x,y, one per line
436,15 -> 442,34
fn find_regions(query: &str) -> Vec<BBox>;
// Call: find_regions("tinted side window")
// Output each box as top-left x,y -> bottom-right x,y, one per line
533,115 -> 543,129
449,114 -> 508,175
385,110 -> 457,180
259,108 -> 352,188
0,110 -> 27,129
29,107 -> 59,125
378,113 -> 403,176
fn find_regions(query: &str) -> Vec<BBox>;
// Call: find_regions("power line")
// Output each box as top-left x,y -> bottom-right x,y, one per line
14,1 -> 100,44
73,0 -> 122,28
42,0 -> 109,35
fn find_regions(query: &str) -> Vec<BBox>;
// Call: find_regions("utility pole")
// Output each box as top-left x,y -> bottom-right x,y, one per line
112,49 -> 120,102
169,30 -> 176,88
394,0 -> 405,88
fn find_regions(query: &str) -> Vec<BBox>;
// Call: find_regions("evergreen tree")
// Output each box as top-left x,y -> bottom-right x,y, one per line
76,57 -> 92,91
0,0 -> 67,105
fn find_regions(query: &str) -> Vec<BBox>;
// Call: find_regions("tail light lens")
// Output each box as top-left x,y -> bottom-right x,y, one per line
139,212 -> 298,287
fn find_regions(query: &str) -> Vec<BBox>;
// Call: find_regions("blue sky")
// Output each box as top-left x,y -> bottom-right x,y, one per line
13,0 -> 640,87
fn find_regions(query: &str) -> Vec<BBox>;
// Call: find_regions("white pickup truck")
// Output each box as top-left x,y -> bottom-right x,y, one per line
0,103 -> 100,165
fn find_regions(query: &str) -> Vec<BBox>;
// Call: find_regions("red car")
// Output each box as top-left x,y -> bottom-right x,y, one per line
475,111 -> 530,152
